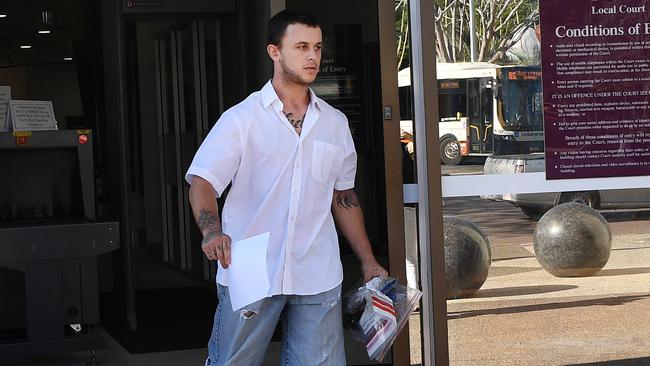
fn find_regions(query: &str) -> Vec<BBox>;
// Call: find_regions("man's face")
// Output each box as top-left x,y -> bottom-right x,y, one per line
275,23 -> 322,85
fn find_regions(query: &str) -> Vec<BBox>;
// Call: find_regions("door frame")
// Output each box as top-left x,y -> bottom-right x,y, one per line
406,0 -> 450,365
101,0 -> 238,329
376,1 -> 410,365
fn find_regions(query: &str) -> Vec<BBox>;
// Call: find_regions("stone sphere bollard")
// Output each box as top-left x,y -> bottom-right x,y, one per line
443,216 -> 491,299
533,203 -> 612,277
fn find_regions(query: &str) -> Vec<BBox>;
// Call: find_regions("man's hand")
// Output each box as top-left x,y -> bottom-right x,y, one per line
361,259 -> 389,283
400,129 -> 413,143
201,230 -> 233,268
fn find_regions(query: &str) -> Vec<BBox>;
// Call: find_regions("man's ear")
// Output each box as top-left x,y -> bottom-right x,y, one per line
267,44 -> 280,61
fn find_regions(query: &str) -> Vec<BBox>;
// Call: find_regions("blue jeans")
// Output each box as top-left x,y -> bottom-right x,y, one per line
205,284 -> 346,366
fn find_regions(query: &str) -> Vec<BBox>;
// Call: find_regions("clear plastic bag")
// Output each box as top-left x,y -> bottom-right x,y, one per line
343,277 -> 422,361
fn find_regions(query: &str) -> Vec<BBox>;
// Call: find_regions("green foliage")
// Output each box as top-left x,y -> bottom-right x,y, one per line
396,0 -> 539,66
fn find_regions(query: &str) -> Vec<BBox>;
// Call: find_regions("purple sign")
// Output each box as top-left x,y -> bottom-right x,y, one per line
540,0 -> 650,179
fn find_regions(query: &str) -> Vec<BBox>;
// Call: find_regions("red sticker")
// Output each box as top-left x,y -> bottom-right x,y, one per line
16,136 -> 29,147
79,134 -> 88,145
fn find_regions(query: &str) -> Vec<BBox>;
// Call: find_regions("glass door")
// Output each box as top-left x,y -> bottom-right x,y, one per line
154,21 -> 224,280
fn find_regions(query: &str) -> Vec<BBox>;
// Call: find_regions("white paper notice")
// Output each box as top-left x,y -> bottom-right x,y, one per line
10,100 -> 57,131
0,86 -> 11,132
226,232 -> 271,311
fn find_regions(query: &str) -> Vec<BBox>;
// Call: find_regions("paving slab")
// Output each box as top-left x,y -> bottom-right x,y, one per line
409,233 -> 650,365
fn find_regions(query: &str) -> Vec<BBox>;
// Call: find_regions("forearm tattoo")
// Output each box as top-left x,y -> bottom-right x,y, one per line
198,209 -> 219,232
284,112 -> 305,130
335,189 -> 360,209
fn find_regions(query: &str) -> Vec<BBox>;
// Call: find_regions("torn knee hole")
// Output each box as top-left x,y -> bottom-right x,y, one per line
240,310 -> 257,319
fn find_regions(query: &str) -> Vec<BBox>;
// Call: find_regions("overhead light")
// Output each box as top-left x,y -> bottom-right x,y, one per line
20,45 -> 32,49
64,57 -> 73,61
38,30 -> 51,34
0,14 -> 7,18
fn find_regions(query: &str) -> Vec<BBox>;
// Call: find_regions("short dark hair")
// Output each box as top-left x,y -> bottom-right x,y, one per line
267,10 -> 320,46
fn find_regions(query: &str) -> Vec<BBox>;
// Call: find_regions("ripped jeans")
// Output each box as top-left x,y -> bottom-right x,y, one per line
205,284 -> 345,366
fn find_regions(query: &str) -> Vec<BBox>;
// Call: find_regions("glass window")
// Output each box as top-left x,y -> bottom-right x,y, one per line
400,0 -> 650,364
438,93 -> 467,120
498,72 -> 543,131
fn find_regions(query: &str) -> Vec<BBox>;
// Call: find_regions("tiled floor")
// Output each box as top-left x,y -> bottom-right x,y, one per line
0,327 -> 209,366
0,327 -> 382,366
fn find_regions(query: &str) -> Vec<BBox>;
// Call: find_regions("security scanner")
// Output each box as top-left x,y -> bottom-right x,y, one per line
0,130 -> 120,357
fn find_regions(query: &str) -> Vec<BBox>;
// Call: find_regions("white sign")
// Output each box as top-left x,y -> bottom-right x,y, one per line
10,100 -> 58,131
0,86 -> 10,132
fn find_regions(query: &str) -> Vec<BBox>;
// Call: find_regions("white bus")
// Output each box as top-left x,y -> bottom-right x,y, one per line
398,62 -> 544,165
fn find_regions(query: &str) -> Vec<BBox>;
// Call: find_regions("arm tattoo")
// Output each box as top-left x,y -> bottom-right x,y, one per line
198,209 -> 219,232
335,189 -> 360,209
284,112 -> 305,129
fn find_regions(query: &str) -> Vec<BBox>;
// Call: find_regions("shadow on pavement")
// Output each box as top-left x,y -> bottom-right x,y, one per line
613,246 -> 650,252
570,356 -> 650,365
602,210 -> 650,222
447,293 -> 650,319
595,267 -> 650,276
473,284 -> 577,298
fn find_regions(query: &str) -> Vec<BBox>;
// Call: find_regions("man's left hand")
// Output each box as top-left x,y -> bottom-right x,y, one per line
362,260 -> 389,283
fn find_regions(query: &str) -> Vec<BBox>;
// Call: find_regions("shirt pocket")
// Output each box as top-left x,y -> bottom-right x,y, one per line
312,140 -> 342,184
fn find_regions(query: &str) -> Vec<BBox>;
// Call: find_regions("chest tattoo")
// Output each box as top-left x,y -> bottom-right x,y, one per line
284,112 -> 305,134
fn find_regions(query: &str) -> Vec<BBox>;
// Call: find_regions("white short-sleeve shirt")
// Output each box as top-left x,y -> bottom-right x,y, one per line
185,80 -> 357,296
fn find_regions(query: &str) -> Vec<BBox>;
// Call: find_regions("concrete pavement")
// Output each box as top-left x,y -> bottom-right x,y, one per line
409,232 -> 650,365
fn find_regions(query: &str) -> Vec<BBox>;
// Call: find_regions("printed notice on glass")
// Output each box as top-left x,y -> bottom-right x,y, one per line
540,0 -> 650,179
0,86 -> 11,132
311,25 -> 364,144
10,100 -> 58,131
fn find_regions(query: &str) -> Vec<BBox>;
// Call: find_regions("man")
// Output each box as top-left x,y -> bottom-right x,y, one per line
186,10 -> 387,366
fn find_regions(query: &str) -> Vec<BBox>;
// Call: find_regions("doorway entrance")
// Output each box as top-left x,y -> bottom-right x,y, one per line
153,20 -> 224,281
98,14 -> 243,354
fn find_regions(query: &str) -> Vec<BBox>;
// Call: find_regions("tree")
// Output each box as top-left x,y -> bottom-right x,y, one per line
396,0 -> 539,68
396,0 -> 410,70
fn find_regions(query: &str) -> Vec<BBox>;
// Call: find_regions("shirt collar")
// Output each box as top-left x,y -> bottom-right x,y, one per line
308,87 -> 322,112
261,80 -> 322,112
261,80 -> 279,108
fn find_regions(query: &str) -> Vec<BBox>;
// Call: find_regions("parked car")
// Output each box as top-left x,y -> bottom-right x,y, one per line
481,154 -> 650,220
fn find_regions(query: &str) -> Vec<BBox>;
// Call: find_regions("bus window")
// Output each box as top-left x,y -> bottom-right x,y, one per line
438,79 -> 467,120
497,68 -> 543,131
501,80 -> 543,130
438,93 -> 467,120
467,79 -> 480,118
399,85 -> 413,121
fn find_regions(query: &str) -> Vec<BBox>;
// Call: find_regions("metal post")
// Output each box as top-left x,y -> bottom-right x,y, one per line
469,0 -> 478,62
101,0 -> 137,331
408,0 -> 449,365
378,1 -> 410,363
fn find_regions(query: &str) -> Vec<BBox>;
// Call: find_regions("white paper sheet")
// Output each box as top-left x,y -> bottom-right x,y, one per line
226,232 -> 271,311
0,86 -> 11,132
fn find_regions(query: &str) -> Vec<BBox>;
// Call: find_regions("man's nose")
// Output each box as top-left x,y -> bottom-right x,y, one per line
307,48 -> 317,60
